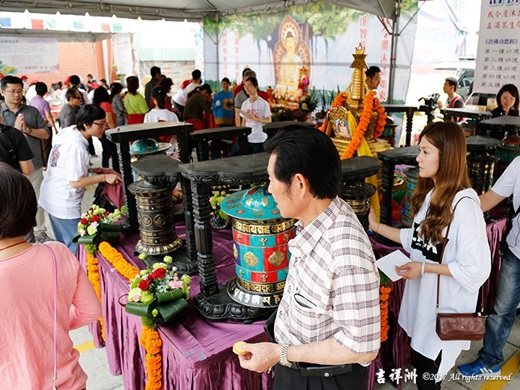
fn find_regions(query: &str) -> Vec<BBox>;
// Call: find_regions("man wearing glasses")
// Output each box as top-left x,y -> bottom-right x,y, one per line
1,75 -> 52,243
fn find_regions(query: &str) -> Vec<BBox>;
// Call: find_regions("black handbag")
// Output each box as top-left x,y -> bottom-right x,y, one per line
435,198 -> 487,341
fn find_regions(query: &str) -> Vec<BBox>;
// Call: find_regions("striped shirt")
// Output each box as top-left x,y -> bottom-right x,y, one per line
274,197 -> 381,354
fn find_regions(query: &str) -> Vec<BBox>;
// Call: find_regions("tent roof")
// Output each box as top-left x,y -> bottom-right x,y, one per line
0,1 -> 396,22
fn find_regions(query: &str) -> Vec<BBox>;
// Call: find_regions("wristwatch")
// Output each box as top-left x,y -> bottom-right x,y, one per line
279,344 -> 292,367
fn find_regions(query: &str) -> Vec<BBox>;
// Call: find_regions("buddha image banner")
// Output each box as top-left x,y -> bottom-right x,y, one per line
0,36 -> 59,74
203,1 -> 418,103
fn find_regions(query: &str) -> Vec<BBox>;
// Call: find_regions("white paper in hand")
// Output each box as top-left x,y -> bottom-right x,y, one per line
376,250 -> 411,282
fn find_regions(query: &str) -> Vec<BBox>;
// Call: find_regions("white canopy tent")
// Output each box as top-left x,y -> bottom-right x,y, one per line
0,0 -> 418,101
0,1 -> 396,21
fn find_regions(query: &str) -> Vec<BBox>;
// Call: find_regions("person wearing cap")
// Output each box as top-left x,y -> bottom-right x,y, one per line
237,127 -> 380,389
439,76 -> 465,122
184,83 -> 213,131
1,75 -> 52,243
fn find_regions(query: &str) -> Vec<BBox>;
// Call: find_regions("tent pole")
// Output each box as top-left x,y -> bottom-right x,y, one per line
387,0 -> 401,104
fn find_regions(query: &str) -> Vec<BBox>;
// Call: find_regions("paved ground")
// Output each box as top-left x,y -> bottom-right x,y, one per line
61,136 -> 520,390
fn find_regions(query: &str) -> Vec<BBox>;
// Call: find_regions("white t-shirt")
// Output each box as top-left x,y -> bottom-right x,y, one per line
240,97 -> 271,143
144,108 -> 179,124
491,156 -> 520,260
39,125 -> 90,219
399,188 -> 491,378
172,81 -> 199,107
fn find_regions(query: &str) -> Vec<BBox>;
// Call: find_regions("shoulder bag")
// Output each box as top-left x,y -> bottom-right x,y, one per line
435,198 -> 487,341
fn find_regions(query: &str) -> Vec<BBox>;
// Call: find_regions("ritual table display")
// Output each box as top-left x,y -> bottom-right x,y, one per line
190,126 -> 252,161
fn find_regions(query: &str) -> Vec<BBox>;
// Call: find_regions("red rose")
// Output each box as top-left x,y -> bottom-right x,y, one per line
80,218 -> 88,225
138,279 -> 151,291
91,215 -> 100,222
104,211 -> 110,217
151,268 -> 167,279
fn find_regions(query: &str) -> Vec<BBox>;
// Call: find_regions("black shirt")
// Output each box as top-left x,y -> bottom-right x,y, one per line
0,124 -> 35,171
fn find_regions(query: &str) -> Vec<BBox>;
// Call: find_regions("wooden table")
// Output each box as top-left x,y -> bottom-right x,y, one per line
190,126 -> 251,161
106,122 -> 192,233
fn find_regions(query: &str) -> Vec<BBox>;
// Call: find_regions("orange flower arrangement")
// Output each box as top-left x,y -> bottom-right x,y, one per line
86,251 -> 105,340
380,285 -> 392,342
341,91 -> 376,159
140,325 -> 163,390
332,92 -> 348,108
97,242 -> 163,389
372,96 -> 387,139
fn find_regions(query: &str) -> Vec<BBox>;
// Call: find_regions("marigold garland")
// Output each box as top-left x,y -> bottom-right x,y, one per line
380,285 -> 392,342
140,325 -> 163,390
341,91 -> 377,159
98,241 -> 140,281
97,242 -> 162,389
86,251 -> 105,340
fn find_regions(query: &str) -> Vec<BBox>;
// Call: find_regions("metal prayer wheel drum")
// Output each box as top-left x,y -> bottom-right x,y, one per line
128,181 -> 183,255
467,153 -> 499,195
402,167 -> 419,227
221,186 -> 296,309
340,182 -> 376,231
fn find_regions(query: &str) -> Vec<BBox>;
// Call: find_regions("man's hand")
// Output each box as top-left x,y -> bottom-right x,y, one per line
14,113 -> 26,132
237,342 -> 281,373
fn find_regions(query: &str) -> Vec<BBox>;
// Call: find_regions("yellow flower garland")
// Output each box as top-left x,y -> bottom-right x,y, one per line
97,242 -> 162,389
86,251 -> 105,340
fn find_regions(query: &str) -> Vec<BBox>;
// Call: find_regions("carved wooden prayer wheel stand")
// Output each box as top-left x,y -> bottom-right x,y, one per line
466,135 -> 500,195
340,182 -> 376,231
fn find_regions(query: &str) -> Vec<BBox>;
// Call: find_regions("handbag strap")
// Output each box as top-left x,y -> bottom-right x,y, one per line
435,197 -> 471,311
43,243 -> 58,390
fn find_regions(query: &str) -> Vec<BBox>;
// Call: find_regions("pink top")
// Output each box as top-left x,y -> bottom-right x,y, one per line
0,242 -> 101,389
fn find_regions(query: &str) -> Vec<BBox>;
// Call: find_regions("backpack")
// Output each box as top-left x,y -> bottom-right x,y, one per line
0,125 -> 19,168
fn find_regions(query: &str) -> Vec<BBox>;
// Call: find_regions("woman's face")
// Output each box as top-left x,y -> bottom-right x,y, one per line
501,91 -> 516,112
244,80 -> 257,95
416,136 -> 440,182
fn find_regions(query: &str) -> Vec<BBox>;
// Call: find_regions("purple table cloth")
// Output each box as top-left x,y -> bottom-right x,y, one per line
79,224 -> 273,390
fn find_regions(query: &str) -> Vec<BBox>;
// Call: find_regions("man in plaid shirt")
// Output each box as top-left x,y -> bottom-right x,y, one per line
238,127 -> 380,389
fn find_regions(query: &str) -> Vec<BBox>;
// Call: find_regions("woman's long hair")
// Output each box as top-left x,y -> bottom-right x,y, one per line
410,121 -> 472,244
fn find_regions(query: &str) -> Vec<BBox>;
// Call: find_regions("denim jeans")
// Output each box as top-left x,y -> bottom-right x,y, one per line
49,214 -> 81,255
478,248 -> 520,367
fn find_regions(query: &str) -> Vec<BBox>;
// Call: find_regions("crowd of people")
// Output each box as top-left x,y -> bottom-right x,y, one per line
1,65 -> 519,390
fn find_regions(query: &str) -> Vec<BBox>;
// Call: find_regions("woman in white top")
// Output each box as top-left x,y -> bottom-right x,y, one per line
233,76 -> 271,155
368,121 -> 491,389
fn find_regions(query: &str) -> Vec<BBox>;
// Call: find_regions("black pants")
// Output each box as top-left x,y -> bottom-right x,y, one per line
414,350 -> 442,390
273,364 -> 367,390
100,133 -> 120,173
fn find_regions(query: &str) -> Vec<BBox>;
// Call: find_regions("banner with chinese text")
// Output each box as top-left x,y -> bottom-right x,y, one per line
0,37 -> 59,74
474,1 -> 520,93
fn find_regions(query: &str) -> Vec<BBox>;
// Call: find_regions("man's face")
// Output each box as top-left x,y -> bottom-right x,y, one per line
366,73 -> 381,90
443,80 -> 453,94
1,83 -> 24,105
222,81 -> 230,92
267,154 -> 301,219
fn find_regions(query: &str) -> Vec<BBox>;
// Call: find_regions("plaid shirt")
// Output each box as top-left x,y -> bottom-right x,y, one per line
274,197 -> 380,354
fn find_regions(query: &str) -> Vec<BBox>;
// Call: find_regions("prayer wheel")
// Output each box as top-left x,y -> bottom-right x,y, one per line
467,153 -> 499,195
340,182 -> 376,231
128,180 -> 183,255
221,186 -> 296,309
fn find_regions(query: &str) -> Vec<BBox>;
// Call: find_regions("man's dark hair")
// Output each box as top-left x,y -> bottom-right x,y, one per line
445,76 -> 458,88
69,75 -> 81,87
150,66 -> 161,78
221,77 -> 230,84
192,69 -> 202,80
35,82 -> 48,96
199,83 -> 212,94
65,88 -> 79,102
1,75 -> 23,90
242,67 -> 251,77
365,66 -> 382,78
77,104 -> 106,131
0,162 -> 37,239
265,127 -> 341,199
